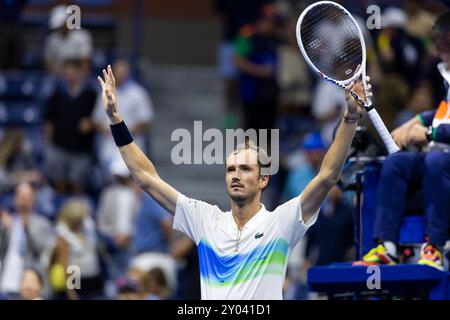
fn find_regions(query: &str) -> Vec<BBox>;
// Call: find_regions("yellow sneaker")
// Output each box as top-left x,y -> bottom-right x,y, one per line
417,243 -> 444,271
353,244 -> 398,266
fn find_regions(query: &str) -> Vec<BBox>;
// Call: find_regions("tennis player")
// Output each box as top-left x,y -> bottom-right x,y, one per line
97,65 -> 370,300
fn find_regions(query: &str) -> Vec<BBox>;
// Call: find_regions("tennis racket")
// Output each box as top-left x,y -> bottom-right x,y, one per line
296,1 -> 400,154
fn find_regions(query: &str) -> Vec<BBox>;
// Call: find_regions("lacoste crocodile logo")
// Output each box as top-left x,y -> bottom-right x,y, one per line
255,232 -> 264,239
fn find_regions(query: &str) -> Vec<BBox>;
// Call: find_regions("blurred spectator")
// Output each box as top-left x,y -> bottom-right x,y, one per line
0,0 -> 28,70
142,267 -> 171,300
282,132 -> 353,291
97,157 -> 140,276
375,74 -> 410,130
44,5 -> 93,75
216,0 -> 272,49
353,11 -> 450,272
116,266 -> 170,300
43,58 -> 97,194
282,133 -> 326,201
395,81 -> 434,127
284,238 -> 308,300
376,7 -> 425,89
92,57 -> 154,170
234,4 -> 282,132
20,267 -> 44,300
131,193 -> 173,255
277,15 -> 312,115
171,234 -> 200,299
0,129 -> 42,192
215,0 -> 272,128
116,274 -> 141,300
404,0 -> 436,40
304,186 -> 354,266
51,199 -> 102,300
0,182 -> 54,298
311,82 -> 347,146
129,193 -> 176,295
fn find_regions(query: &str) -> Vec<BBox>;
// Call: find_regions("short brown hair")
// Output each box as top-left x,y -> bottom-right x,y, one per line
229,139 -> 271,175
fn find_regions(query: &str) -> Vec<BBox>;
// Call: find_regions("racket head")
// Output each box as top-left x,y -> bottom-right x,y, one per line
296,1 -> 367,85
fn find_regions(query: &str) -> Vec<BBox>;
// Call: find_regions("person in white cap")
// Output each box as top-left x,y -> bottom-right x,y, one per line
44,5 -> 93,75
376,7 -> 424,89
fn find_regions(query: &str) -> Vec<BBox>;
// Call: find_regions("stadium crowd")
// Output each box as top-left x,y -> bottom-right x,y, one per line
0,0 -> 449,299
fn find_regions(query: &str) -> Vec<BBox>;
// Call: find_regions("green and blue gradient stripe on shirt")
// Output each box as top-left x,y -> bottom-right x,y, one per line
198,238 -> 288,287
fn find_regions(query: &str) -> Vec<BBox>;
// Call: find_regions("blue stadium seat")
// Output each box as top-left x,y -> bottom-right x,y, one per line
0,101 -> 42,126
0,73 -> 51,101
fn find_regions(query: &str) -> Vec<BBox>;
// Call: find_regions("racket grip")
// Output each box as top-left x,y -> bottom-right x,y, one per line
366,108 -> 400,154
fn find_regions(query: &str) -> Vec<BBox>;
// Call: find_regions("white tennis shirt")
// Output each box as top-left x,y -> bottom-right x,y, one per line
173,193 -> 318,300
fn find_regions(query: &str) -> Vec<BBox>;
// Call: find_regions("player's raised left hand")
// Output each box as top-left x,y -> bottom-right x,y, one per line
98,65 -> 121,124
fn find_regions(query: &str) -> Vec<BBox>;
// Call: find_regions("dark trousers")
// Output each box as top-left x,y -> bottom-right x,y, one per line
373,150 -> 450,246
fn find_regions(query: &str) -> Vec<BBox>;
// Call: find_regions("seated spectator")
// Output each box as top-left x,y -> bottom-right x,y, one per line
282,132 -> 327,201
354,12 -> 450,271
44,5 -> 93,75
20,268 -> 45,300
115,266 -> 170,300
97,157 -> 140,276
304,186 -> 354,267
171,234 -> 200,300
0,183 -> 54,298
395,81 -> 434,127
43,58 -> 97,194
142,267 -> 171,300
116,274 -> 141,300
51,199 -> 102,299
129,193 -> 176,294
0,129 -> 42,192
92,57 -> 154,170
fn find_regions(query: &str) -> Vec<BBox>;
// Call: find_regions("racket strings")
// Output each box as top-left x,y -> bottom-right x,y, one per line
299,4 -> 363,81
304,29 -> 362,60
302,21 -> 362,79
300,4 -> 340,30
301,13 -> 348,44
300,6 -> 352,40
300,8 -> 360,48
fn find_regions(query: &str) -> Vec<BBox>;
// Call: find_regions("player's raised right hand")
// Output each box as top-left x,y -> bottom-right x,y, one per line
98,65 -> 121,124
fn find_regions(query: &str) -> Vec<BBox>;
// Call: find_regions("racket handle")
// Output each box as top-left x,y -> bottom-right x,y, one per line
366,108 -> 400,154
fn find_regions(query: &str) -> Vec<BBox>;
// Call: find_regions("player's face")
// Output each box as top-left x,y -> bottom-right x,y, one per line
225,149 -> 268,203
